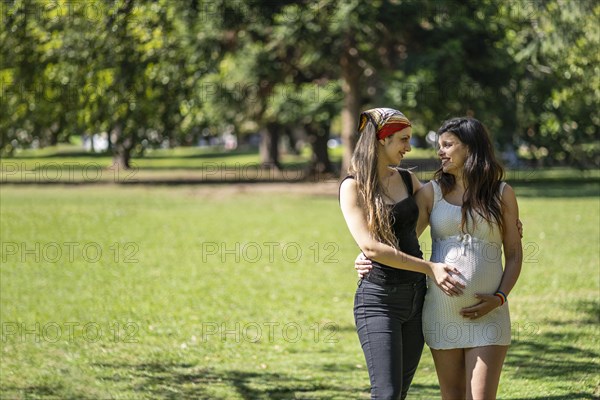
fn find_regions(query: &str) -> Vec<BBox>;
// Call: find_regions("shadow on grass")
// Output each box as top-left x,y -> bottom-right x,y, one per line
9,150 -> 113,159
1,383 -> 71,400
9,149 -> 260,160
571,299 -> 600,324
150,149 -> 259,160
88,361 -> 366,399
134,163 -> 310,171
503,322 -> 598,399
507,395 -> 598,400
6,159 -> 304,171
508,336 -> 598,378
510,180 -> 600,198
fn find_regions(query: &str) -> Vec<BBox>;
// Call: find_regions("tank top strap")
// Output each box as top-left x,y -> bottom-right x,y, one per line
340,175 -> 355,184
338,175 -> 355,203
397,168 -> 414,195
431,180 -> 443,204
499,181 -> 507,196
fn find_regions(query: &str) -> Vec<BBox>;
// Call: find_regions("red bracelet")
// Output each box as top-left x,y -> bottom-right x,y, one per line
494,293 -> 505,305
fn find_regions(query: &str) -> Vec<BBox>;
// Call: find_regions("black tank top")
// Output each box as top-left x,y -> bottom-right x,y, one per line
341,168 -> 425,284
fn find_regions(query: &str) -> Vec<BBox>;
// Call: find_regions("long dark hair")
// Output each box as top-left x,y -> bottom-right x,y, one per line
433,117 -> 505,233
348,117 -> 398,249
348,108 -> 411,249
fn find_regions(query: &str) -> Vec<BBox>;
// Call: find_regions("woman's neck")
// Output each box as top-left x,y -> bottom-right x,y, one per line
377,162 -> 396,183
451,171 -> 466,192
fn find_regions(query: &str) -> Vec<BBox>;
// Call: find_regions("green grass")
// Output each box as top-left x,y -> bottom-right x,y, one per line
0,146 -> 314,183
2,143 -> 328,170
1,182 -> 599,399
2,143 -> 599,186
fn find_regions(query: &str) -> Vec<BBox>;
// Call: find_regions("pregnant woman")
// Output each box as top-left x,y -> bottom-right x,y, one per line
416,117 -> 523,399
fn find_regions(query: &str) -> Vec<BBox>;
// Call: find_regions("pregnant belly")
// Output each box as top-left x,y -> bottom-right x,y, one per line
430,239 -> 504,307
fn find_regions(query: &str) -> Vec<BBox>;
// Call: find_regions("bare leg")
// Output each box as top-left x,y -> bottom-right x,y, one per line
431,348 -> 466,400
465,345 -> 509,400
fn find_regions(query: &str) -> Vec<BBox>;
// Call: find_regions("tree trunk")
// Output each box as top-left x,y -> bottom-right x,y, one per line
49,115 -> 64,146
89,133 -> 96,153
110,0 -> 135,170
112,147 -> 131,169
285,127 -> 300,155
340,38 -> 362,176
49,127 -> 59,146
259,122 -> 282,170
306,123 -> 335,180
110,124 -> 132,169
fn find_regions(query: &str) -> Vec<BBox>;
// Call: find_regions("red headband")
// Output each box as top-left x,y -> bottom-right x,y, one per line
377,121 -> 411,140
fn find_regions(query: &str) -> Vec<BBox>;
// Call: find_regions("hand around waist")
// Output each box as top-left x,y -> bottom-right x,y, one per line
354,252 -> 465,297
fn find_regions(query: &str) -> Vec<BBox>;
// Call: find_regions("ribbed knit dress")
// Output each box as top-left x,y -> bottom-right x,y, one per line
422,181 -> 511,349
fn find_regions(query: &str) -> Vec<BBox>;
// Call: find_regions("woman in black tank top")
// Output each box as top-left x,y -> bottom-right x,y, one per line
339,108 -> 464,399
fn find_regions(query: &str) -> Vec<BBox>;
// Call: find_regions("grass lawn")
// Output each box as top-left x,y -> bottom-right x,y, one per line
0,180 -> 598,399
2,144 -> 598,186
0,145 -> 314,184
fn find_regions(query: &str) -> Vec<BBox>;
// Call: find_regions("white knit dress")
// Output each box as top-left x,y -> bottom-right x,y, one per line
422,181 -> 511,349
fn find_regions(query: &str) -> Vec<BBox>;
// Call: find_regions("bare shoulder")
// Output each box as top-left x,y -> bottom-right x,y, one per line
339,177 -> 359,204
415,181 -> 434,199
415,180 -> 434,210
501,183 -> 518,209
501,183 -> 517,201
340,176 -> 357,192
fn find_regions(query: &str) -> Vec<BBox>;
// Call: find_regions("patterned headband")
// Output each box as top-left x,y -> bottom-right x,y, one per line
358,107 -> 412,140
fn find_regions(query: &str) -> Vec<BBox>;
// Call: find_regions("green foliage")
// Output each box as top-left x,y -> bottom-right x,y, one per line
506,0 -> 600,167
1,0 -> 597,167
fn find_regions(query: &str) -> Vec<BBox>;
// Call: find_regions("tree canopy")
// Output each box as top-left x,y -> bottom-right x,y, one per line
1,0 -> 598,170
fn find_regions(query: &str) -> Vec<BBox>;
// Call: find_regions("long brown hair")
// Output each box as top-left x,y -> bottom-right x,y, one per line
434,117 -> 505,233
348,109 -> 408,249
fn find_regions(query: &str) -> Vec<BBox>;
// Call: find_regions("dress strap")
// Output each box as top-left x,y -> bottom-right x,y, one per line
499,181 -> 507,196
431,180 -> 443,204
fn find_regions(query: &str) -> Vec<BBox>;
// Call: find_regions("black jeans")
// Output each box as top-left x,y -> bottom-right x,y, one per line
354,278 -> 426,400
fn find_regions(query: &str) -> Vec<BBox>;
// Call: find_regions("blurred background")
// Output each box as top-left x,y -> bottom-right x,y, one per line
1,1 -> 599,399
1,0 -> 598,179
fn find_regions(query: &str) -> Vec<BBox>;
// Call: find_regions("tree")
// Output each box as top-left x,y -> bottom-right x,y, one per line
0,0 -> 77,153
268,81 -> 342,177
263,0 -> 524,173
505,0 -> 599,167
271,0 -> 415,174
2,0 -> 597,171
96,0 -> 195,168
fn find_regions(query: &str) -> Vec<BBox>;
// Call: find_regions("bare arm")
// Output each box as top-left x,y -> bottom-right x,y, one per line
497,184 -> 523,296
354,179 -> 430,272
415,181 -> 434,238
340,178 -> 433,273
409,170 -> 424,193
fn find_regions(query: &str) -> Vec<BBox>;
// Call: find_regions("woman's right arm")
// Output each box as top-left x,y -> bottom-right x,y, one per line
340,178 -> 464,296
415,181 -> 434,238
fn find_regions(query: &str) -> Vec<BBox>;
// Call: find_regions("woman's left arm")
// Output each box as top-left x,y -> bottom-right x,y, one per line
460,185 -> 523,319
496,184 -> 523,296
410,171 -> 423,193
354,172 -> 428,278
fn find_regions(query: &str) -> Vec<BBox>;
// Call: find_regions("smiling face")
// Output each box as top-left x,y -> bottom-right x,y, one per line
437,131 -> 469,175
379,126 -> 412,165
